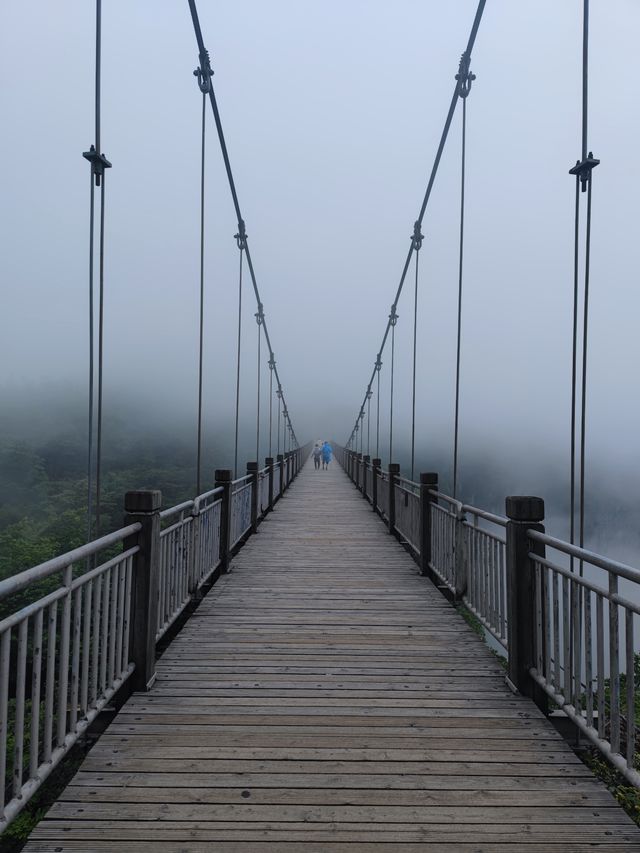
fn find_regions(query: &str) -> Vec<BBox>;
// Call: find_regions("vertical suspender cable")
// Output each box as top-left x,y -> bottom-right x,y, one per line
256,308 -> 263,465
86,179 -> 95,542
233,232 -> 245,478
268,360 -> 274,457
410,223 -> 423,482
375,363 -> 381,458
366,391 -> 372,457
277,389 -> 281,456
452,56 -> 475,498
568,0 -> 599,575
83,0 -> 111,540
388,311 -> 397,463
95,180 -> 106,535
196,89 -> 207,494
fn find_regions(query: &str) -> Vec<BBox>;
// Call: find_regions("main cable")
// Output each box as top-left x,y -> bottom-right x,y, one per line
452,56 -> 475,497
187,0 -> 300,448
345,0 -> 486,447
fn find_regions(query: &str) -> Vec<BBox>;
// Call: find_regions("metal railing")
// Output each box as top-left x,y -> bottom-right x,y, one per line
230,476 -> 253,549
394,478 -> 420,554
461,504 -> 508,649
0,444 -> 311,831
337,445 -> 640,789
528,532 -> 640,787
0,526 -> 139,827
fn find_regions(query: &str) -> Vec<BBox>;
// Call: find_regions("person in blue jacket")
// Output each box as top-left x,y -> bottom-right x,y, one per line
321,441 -> 332,470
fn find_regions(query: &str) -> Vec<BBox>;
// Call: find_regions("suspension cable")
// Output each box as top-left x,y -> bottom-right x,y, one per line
83,0 -> 111,540
345,0 -> 486,447
187,0 -> 301,449
268,358 -> 274,457
256,306 -> 263,465
233,226 -> 245,478
276,388 -> 281,456
568,0 -> 599,575
366,390 -> 372,457
388,309 -> 398,462
195,74 -> 208,495
452,53 -> 475,498
375,359 -> 381,458
410,222 -> 423,481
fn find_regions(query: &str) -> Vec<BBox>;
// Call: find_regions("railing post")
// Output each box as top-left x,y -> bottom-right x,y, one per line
419,473 -> 438,577
277,454 -> 284,499
266,457 -> 274,512
362,455 -> 370,499
505,495 -> 548,713
215,469 -> 232,573
124,489 -> 161,692
354,453 -> 361,491
247,461 -> 259,533
372,458 -> 381,513
388,463 -> 400,535
454,506 -> 468,599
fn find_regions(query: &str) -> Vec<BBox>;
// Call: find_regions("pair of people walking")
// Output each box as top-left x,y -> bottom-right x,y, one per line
313,441 -> 332,470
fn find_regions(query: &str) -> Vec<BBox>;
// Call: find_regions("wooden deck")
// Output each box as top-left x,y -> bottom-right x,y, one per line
26,462 -> 640,851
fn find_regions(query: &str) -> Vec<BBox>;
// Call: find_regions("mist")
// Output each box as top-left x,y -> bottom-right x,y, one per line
1,2 -> 640,567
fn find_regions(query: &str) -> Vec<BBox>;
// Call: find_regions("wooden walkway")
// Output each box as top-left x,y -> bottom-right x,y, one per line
26,462 -> 640,851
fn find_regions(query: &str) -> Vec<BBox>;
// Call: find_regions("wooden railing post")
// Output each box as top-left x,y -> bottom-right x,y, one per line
419,473 -> 438,577
266,456 -> 274,512
277,454 -> 284,499
506,495 -> 547,712
124,489 -> 162,692
388,463 -> 400,535
215,469 -> 232,573
355,453 -> 361,491
454,506 -> 468,599
372,458 -> 381,513
362,455 -> 370,499
247,461 -> 258,533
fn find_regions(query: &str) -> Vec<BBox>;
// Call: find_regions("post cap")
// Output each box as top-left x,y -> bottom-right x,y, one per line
246,461 -> 258,472
124,490 -> 162,513
214,468 -> 232,483
363,455 -> 370,462
276,454 -> 284,461
388,463 -> 400,474
372,458 -> 381,467
505,495 -> 545,522
265,456 -> 274,465
420,472 -> 438,485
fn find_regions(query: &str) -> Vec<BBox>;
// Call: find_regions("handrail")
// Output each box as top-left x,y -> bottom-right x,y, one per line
462,504 -> 507,527
0,523 -> 142,600
529,529 -> 640,584
159,500 -> 194,520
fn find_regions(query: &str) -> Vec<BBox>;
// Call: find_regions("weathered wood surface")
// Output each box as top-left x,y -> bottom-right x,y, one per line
26,461 -> 640,851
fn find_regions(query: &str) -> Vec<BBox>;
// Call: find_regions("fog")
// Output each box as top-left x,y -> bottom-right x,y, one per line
1,2 -> 639,559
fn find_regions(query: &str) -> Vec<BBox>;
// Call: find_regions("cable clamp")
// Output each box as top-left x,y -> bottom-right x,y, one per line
193,50 -> 213,93
389,307 -> 399,326
268,357 -> 275,370
82,144 -> 112,187
456,52 -> 476,99
375,358 -> 382,372
569,152 -> 600,192
412,220 -> 424,251
255,303 -> 264,325
367,389 -> 373,400
235,219 -> 247,250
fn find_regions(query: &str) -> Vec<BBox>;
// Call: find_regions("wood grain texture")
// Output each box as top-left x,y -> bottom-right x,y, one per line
25,462 -> 640,850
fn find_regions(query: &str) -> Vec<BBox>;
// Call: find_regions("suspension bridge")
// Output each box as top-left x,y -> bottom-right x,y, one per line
3,0 -> 640,849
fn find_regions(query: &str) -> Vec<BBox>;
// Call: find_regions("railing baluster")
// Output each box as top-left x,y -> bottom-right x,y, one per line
0,629 -> 10,816
100,568 -> 110,696
626,608 -> 635,767
29,609 -> 43,780
596,594 -> 605,740
13,618 -> 28,796
57,564 -> 73,748
108,564 -> 118,686
90,576 -> 101,708
609,577 -> 620,754
69,586 -> 82,733
44,602 -> 58,760
122,556 -> 133,673
81,581 -> 92,716
584,589 -> 593,730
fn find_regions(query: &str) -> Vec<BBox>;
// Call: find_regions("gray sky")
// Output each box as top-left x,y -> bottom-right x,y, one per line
1,1 -> 639,489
